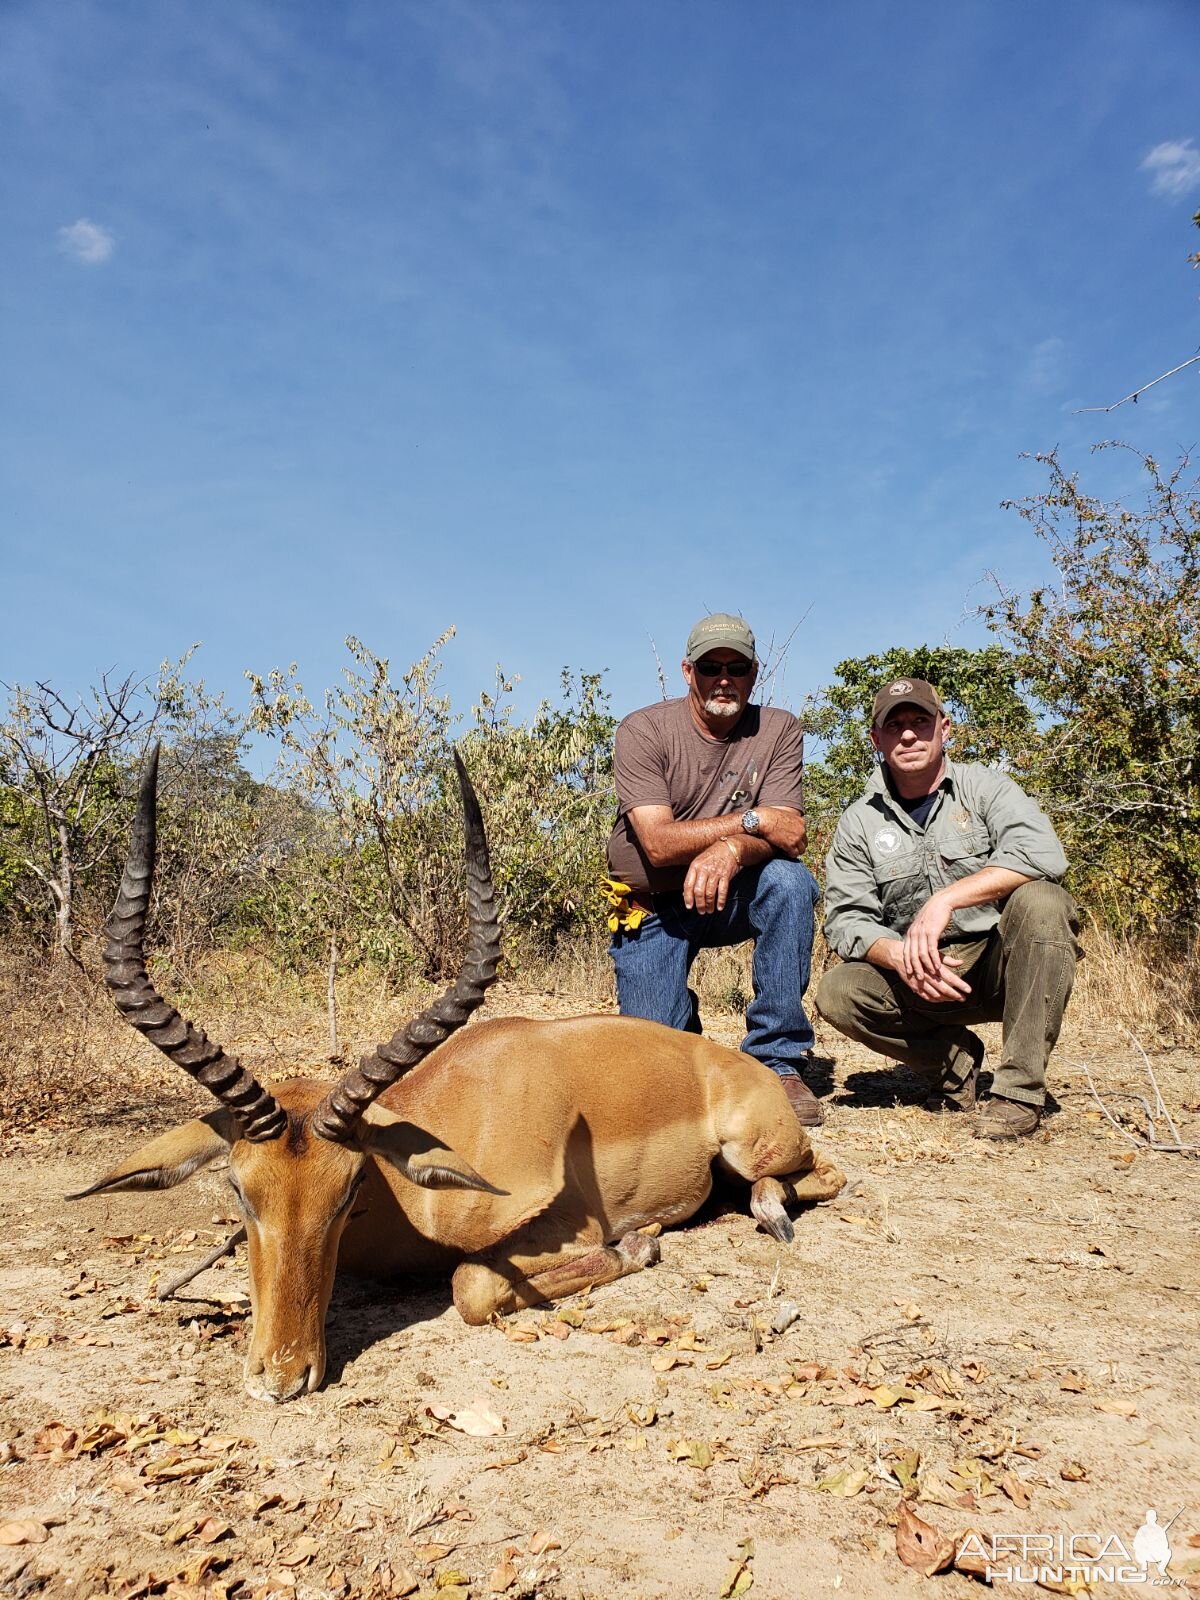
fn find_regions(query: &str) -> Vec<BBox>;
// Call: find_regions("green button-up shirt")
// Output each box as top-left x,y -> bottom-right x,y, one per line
823,759 -> 1068,961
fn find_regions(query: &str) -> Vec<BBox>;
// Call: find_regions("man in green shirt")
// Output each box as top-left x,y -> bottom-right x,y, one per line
816,678 -> 1080,1139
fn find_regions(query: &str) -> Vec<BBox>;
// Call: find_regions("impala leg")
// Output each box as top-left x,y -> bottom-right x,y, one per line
451,1218 -> 661,1325
715,1083 -> 846,1245
749,1150 -> 846,1242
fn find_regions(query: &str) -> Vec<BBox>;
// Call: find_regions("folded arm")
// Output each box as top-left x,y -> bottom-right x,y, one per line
628,804 -> 806,914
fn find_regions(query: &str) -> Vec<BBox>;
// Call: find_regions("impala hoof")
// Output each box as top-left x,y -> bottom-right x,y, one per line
616,1230 -> 661,1270
750,1180 -> 795,1243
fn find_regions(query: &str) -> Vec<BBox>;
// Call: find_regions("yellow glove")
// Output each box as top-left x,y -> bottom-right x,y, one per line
598,875 -> 648,933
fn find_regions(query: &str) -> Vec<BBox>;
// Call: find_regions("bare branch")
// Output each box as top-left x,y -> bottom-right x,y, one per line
1074,351 -> 1200,414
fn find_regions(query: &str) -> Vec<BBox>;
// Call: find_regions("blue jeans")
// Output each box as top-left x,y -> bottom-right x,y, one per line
609,858 -> 820,1074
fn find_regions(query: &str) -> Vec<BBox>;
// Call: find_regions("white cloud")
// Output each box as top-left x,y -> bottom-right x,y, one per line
1028,336 -> 1067,393
57,218 -> 115,264
1140,139 -> 1200,198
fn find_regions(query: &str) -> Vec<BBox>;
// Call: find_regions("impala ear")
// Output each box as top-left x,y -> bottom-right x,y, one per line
361,1118 -> 508,1196
67,1110 -> 240,1198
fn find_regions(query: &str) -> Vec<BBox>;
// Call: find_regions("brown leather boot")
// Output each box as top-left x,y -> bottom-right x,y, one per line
778,1073 -> 824,1127
979,1096 -> 1041,1139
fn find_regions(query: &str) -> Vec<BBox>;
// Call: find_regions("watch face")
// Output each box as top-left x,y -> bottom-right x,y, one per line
742,809 -> 760,834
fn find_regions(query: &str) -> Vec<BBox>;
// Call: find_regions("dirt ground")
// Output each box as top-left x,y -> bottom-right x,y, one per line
1,988 -> 1198,1599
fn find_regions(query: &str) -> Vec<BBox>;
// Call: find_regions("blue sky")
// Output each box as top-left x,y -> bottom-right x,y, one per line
3,0 -> 1198,755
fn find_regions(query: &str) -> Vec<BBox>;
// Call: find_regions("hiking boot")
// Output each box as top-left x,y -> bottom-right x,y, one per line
777,1072 -> 825,1127
978,1096 -> 1041,1139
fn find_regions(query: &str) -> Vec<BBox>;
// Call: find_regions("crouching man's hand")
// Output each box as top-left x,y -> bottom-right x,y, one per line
869,907 -> 972,1004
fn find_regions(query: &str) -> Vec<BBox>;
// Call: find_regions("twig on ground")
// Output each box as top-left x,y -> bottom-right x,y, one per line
1070,1058 -> 1197,1155
1127,1030 -> 1188,1149
156,1227 -> 247,1300
1072,1063 -> 1145,1150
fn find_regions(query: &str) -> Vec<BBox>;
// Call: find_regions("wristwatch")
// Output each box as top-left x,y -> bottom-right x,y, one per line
741,809 -> 761,835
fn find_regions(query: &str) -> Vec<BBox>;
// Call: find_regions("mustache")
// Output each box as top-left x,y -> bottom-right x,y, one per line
704,691 -> 743,718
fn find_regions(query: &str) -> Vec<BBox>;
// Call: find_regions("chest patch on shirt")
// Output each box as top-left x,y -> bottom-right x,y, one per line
949,807 -> 974,834
873,826 -> 903,856
726,764 -> 759,809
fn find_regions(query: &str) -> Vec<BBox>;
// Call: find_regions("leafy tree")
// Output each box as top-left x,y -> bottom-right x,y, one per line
803,644 -> 1036,840
987,445 -> 1200,929
456,666 -> 616,947
247,636 -> 618,993
247,631 -> 460,985
0,672 -> 150,962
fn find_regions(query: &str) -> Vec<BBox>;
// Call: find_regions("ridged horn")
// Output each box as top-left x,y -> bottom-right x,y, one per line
103,742 -> 287,1142
311,750 -> 501,1144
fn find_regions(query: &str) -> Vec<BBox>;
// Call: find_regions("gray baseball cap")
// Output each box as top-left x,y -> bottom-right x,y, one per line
685,613 -> 756,663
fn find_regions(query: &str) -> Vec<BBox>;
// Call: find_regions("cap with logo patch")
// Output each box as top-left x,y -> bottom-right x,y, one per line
871,677 -> 944,729
685,613 -> 756,663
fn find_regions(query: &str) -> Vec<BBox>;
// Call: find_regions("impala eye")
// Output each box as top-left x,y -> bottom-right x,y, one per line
335,1173 -> 366,1218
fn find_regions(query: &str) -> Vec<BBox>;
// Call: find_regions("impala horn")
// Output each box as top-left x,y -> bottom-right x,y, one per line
311,750 -> 501,1144
103,743 -> 287,1142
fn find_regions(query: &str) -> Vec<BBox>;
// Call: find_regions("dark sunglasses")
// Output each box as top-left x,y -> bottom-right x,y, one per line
693,657 -> 753,678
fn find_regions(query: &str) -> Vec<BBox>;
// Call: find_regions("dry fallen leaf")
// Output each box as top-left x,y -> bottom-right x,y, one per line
667,1439 -> 715,1471
1011,1439 -> 1045,1460
720,1538 -> 755,1598
142,1454 -> 221,1483
1000,1471 -> 1032,1510
0,1519 -> 50,1546
896,1501 -> 955,1577
489,1551 -> 519,1592
1059,1461 -> 1089,1482
427,1401 -> 506,1437
413,1543 -> 457,1563
1095,1398 -> 1138,1418
954,1530 -> 992,1580
527,1529 -> 561,1555
888,1448 -> 921,1491
278,1536 -> 321,1567
815,1467 -> 870,1497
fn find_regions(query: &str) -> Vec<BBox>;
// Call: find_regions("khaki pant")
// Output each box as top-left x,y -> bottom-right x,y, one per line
815,882 -> 1081,1108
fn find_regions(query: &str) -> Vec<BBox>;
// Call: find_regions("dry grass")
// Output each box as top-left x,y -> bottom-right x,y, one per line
1070,913 -> 1199,1044
1,918 -> 1195,1133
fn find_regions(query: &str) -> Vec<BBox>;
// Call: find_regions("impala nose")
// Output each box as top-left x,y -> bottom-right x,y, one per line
244,1352 -> 316,1404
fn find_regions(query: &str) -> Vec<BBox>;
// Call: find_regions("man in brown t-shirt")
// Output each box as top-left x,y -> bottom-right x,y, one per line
606,613 -> 824,1126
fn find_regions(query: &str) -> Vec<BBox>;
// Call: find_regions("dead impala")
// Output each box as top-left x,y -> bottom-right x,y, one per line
71,745 -> 844,1403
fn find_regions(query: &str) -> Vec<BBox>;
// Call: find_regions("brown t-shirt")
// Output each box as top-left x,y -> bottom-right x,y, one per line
606,697 -> 806,895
